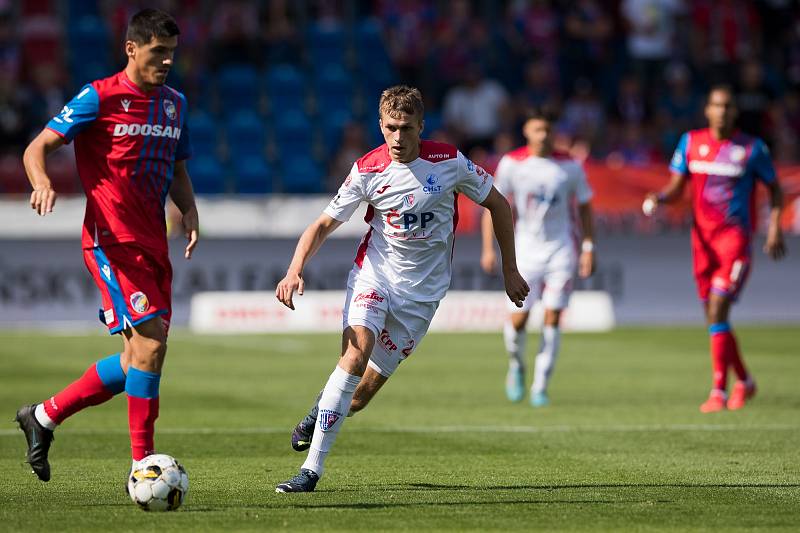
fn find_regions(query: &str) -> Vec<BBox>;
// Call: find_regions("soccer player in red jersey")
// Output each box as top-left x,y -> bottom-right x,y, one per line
643,86 -> 786,413
15,9 -> 199,481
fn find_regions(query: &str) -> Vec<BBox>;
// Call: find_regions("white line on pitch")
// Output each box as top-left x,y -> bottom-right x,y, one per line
0,423 -> 797,437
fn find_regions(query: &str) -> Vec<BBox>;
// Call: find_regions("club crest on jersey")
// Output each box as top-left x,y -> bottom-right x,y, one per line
318,409 -> 342,431
403,194 -> 415,207
699,144 -> 710,157
163,99 -> 177,120
129,291 -> 150,314
121,99 -> 131,112
466,159 -> 475,172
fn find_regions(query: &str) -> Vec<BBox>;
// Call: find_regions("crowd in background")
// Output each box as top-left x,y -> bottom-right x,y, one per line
2,0 -> 799,195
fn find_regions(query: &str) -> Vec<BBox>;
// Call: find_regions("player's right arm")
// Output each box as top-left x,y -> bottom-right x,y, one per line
643,132 -> 690,216
276,164 -> 366,310
276,213 -> 343,310
24,83 -> 99,216
23,129 -> 65,216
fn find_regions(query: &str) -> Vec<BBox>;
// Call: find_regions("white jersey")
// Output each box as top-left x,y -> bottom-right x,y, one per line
325,140 -> 494,302
494,147 -> 592,250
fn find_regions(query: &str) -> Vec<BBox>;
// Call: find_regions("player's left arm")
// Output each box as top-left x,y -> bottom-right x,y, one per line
577,202 -> 596,278
751,139 -> 786,260
481,187 -> 530,307
169,160 -> 199,260
763,177 -> 786,260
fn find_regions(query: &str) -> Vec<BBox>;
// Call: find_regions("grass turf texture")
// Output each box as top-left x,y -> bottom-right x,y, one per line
1,327 -> 798,532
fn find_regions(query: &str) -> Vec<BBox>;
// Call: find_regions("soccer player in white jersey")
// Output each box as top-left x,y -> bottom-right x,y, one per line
480,109 -> 595,407
273,86 -> 529,492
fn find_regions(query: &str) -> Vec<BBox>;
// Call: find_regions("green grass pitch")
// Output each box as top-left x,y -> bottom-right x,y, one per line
1,326 -> 799,532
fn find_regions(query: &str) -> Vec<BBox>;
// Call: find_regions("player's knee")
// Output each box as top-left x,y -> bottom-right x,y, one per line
340,349 -> 369,375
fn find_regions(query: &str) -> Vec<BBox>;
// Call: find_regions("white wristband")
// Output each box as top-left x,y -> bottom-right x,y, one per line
581,241 -> 594,253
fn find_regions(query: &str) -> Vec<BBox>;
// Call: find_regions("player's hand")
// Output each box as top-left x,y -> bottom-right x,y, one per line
276,270 -> 304,310
764,225 -> 786,261
642,193 -> 658,217
30,185 -> 57,216
579,250 -> 595,278
480,248 -> 498,275
182,206 -> 199,259
503,267 -> 529,308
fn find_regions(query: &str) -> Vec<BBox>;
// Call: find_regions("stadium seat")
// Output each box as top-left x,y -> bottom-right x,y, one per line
264,64 -> 306,114
233,155 -> 273,194
321,109 -> 353,156
187,111 -> 218,157
226,111 -> 266,160
67,0 -> 100,19
314,64 -> 354,115
354,18 -> 390,66
281,157 -> 323,194
217,65 -> 260,115
188,155 -> 226,194
273,110 -> 313,159
306,23 -> 346,66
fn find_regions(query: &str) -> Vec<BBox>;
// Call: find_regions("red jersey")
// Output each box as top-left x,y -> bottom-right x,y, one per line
47,70 -> 192,253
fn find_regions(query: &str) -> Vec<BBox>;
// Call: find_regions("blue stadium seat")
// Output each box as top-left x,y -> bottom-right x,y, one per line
217,65 -> 260,114
188,155 -> 226,194
354,18 -> 390,66
264,64 -> 306,113
321,109 -> 353,156
274,110 -> 313,159
281,157 -> 323,194
307,23 -> 346,65
314,64 -> 354,115
233,155 -> 272,194
68,0 -> 99,19
187,111 -> 217,156
226,112 -> 266,160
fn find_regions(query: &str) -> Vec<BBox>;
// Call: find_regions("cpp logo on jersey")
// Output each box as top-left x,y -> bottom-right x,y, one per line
423,173 -> 442,194
163,99 -> 177,120
318,409 -> 342,431
129,291 -> 150,314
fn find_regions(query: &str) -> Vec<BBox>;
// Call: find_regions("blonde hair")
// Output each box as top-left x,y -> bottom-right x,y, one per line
379,85 -> 424,120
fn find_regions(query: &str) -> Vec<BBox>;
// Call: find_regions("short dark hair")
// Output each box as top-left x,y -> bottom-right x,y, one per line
126,9 -> 180,45
523,106 -> 558,124
707,84 -> 735,102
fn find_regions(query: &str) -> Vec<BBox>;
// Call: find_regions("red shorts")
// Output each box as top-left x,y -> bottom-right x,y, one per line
691,226 -> 751,302
83,243 -> 173,335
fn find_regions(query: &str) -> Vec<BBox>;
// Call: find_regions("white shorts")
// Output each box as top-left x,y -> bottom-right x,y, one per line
343,270 -> 439,377
511,242 -> 576,312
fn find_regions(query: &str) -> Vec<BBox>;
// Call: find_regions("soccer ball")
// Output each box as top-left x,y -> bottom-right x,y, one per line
127,454 -> 189,511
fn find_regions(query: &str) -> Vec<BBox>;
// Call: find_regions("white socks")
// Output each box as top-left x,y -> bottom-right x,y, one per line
532,325 -> 561,394
302,365 -> 361,478
503,321 -> 527,371
34,403 -> 57,431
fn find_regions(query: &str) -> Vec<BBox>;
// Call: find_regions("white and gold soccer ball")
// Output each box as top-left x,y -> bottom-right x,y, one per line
127,454 -> 189,512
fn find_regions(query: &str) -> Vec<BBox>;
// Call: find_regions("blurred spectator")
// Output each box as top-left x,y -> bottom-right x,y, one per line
0,12 -> 20,79
0,70 -> 31,156
260,0 -> 301,65
558,78 -> 605,156
736,59 -> 775,141
516,59 -> 560,114
442,66 -> 510,154
431,0 -> 490,92
613,74 -> 649,125
25,62 -> 66,127
562,0 -> 613,92
505,0 -> 560,65
656,62 -> 701,155
691,0 -> 761,84
769,87 -> 800,162
377,0 -> 435,91
208,0 -> 260,69
621,0 -> 684,94
606,123 -> 660,167
327,121 -> 370,192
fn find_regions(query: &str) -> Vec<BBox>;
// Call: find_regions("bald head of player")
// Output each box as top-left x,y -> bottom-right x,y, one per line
124,9 -> 180,91
522,108 -> 557,158
379,85 -> 425,164
705,85 -> 738,140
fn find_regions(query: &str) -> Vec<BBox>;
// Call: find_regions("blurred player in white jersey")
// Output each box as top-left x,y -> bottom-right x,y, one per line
273,86 -> 529,492
481,109 -> 595,407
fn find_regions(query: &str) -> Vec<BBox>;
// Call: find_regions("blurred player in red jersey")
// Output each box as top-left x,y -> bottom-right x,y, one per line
643,86 -> 785,413
15,9 -> 199,482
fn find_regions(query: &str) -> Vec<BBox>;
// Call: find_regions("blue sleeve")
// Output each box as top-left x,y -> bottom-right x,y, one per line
669,133 -> 689,175
46,84 -> 99,143
749,138 -> 776,184
174,94 -> 192,161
